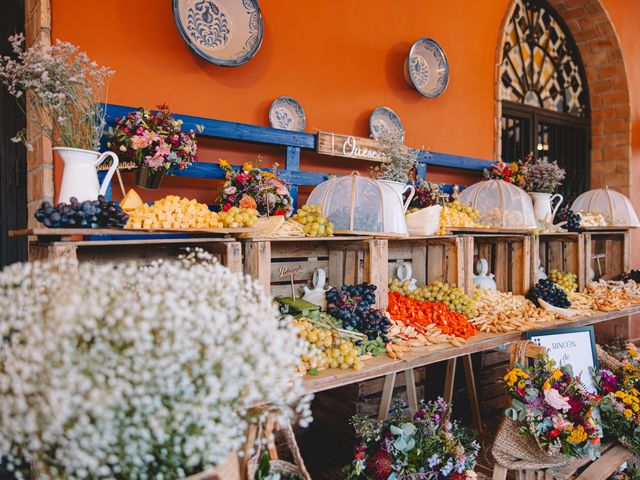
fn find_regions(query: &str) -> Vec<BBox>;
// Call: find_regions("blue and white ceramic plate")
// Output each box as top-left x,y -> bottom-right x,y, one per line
172,0 -> 263,67
369,106 -> 404,141
269,97 -> 306,131
405,38 -> 449,98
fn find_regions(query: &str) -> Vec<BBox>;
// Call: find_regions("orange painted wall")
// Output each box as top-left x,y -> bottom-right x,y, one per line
50,0 -> 512,203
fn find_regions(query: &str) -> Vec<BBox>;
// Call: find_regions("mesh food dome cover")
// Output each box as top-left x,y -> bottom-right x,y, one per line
458,179 -> 537,228
307,172 -> 408,235
570,187 -> 640,227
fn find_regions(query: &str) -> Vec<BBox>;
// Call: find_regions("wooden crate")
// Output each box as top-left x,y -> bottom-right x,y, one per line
533,232 -> 585,290
28,238 -> 243,272
387,236 -> 473,294
242,237 -> 388,304
466,233 -> 532,295
583,229 -> 630,283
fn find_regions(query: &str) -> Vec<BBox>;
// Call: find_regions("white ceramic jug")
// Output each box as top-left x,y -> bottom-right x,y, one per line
378,180 -> 415,236
529,192 -> 563,224
56,147 -> 119,204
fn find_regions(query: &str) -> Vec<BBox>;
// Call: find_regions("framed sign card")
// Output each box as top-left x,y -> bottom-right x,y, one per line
526,326 -> 599,393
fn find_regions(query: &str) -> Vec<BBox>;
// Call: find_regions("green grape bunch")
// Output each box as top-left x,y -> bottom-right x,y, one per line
289,204 -> 335,237
548,269 -> 578,295
389,278 -> 413,295
409,281 -> 478,318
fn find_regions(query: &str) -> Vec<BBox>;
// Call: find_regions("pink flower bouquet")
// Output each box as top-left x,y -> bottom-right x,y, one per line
218,159 -> 293,217
107,104 -> 198,174
503,356 -> 601,459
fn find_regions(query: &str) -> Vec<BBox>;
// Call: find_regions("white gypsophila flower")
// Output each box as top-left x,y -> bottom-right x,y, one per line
0,253 -> 311,479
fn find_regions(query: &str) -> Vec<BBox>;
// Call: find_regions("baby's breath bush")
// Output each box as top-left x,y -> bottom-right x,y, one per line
0,254 -> 310,479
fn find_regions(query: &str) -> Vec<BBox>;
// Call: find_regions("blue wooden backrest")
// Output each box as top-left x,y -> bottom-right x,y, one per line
100,103 -> 493,204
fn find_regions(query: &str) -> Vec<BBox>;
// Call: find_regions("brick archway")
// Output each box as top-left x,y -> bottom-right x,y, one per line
495,0 -> 632,196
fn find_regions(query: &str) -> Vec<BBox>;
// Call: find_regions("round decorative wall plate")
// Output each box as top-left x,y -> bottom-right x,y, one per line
269,97 -> 306,131
405,37 -> 449,98
172,0 -> 264,67
369,106 -> 404,141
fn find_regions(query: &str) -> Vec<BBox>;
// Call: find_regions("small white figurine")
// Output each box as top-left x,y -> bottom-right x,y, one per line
396,262 -> 418,292
302,268 -> 330,309
473,258 -> 497,290
536,257 -> 547,281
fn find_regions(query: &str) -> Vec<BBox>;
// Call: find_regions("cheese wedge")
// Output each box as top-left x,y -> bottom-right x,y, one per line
120,189 -> 144,212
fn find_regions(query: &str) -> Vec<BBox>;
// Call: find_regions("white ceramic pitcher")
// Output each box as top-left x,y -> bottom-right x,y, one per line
55,147 -> 119,204
529,192 -> 563,224
379,180 -> 416,213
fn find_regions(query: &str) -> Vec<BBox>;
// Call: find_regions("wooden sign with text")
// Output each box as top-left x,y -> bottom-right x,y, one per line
317,131 -> 393,163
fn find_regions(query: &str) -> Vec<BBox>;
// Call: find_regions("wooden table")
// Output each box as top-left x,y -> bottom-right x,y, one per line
303,305 -> 640,394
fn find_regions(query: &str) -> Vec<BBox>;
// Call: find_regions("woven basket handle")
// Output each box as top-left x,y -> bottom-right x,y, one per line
261,407 -> 312,480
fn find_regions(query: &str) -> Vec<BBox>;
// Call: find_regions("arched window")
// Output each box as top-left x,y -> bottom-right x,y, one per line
499,0 -> 590,202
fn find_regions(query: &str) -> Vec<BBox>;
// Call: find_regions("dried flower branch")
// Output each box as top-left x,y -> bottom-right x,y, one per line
370,132 -> 418,183
0,34 -> 114,151
523,157 -> 566,194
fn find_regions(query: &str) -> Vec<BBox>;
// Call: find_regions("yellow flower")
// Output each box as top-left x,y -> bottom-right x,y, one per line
509,162 -> 519,173
242,162 -> 253,171
219,159 -> 230,169
629,348 -> 639,358
504,368 -> 528,387
551,369 -> 563,380
262,171 -> 276,179
624,409 -> 634,419
543,379 -> 551,391
632,403 -> 639,413
566,425 -> 588,444
518,380 -> 526,388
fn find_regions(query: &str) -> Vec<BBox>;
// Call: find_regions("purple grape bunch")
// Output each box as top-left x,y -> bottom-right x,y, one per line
35,195 -> 129,228
526,279 -> 571,309
325,283 -> 391,342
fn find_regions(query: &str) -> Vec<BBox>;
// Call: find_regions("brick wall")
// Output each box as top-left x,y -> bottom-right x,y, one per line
24,0 -> 53,227
497,0 -> 632,196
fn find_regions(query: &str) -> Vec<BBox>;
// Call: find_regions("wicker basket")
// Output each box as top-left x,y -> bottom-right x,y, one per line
247,408 -> 311,480
492,341 -> 571,470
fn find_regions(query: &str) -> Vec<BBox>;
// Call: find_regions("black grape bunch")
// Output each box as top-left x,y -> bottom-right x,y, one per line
35,195 -> 129,228
526,279 -> 571,309
325,283 -> 391,343
556,207 -> 581,232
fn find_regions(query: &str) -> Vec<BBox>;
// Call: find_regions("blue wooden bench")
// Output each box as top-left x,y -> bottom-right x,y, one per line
100,103 -> 494,206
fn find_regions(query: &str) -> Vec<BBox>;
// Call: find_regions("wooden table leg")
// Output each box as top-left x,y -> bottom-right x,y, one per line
378,372 -> 397,421
463,354 -> 483,433
404,369 -> 418,415
443,358 -> 457,405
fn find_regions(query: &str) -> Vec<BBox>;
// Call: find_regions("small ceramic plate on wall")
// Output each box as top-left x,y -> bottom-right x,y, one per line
269,97 -> 306,131
369,106 -> 404,141
405,37 -> 449,98
172,0 -> 264,67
